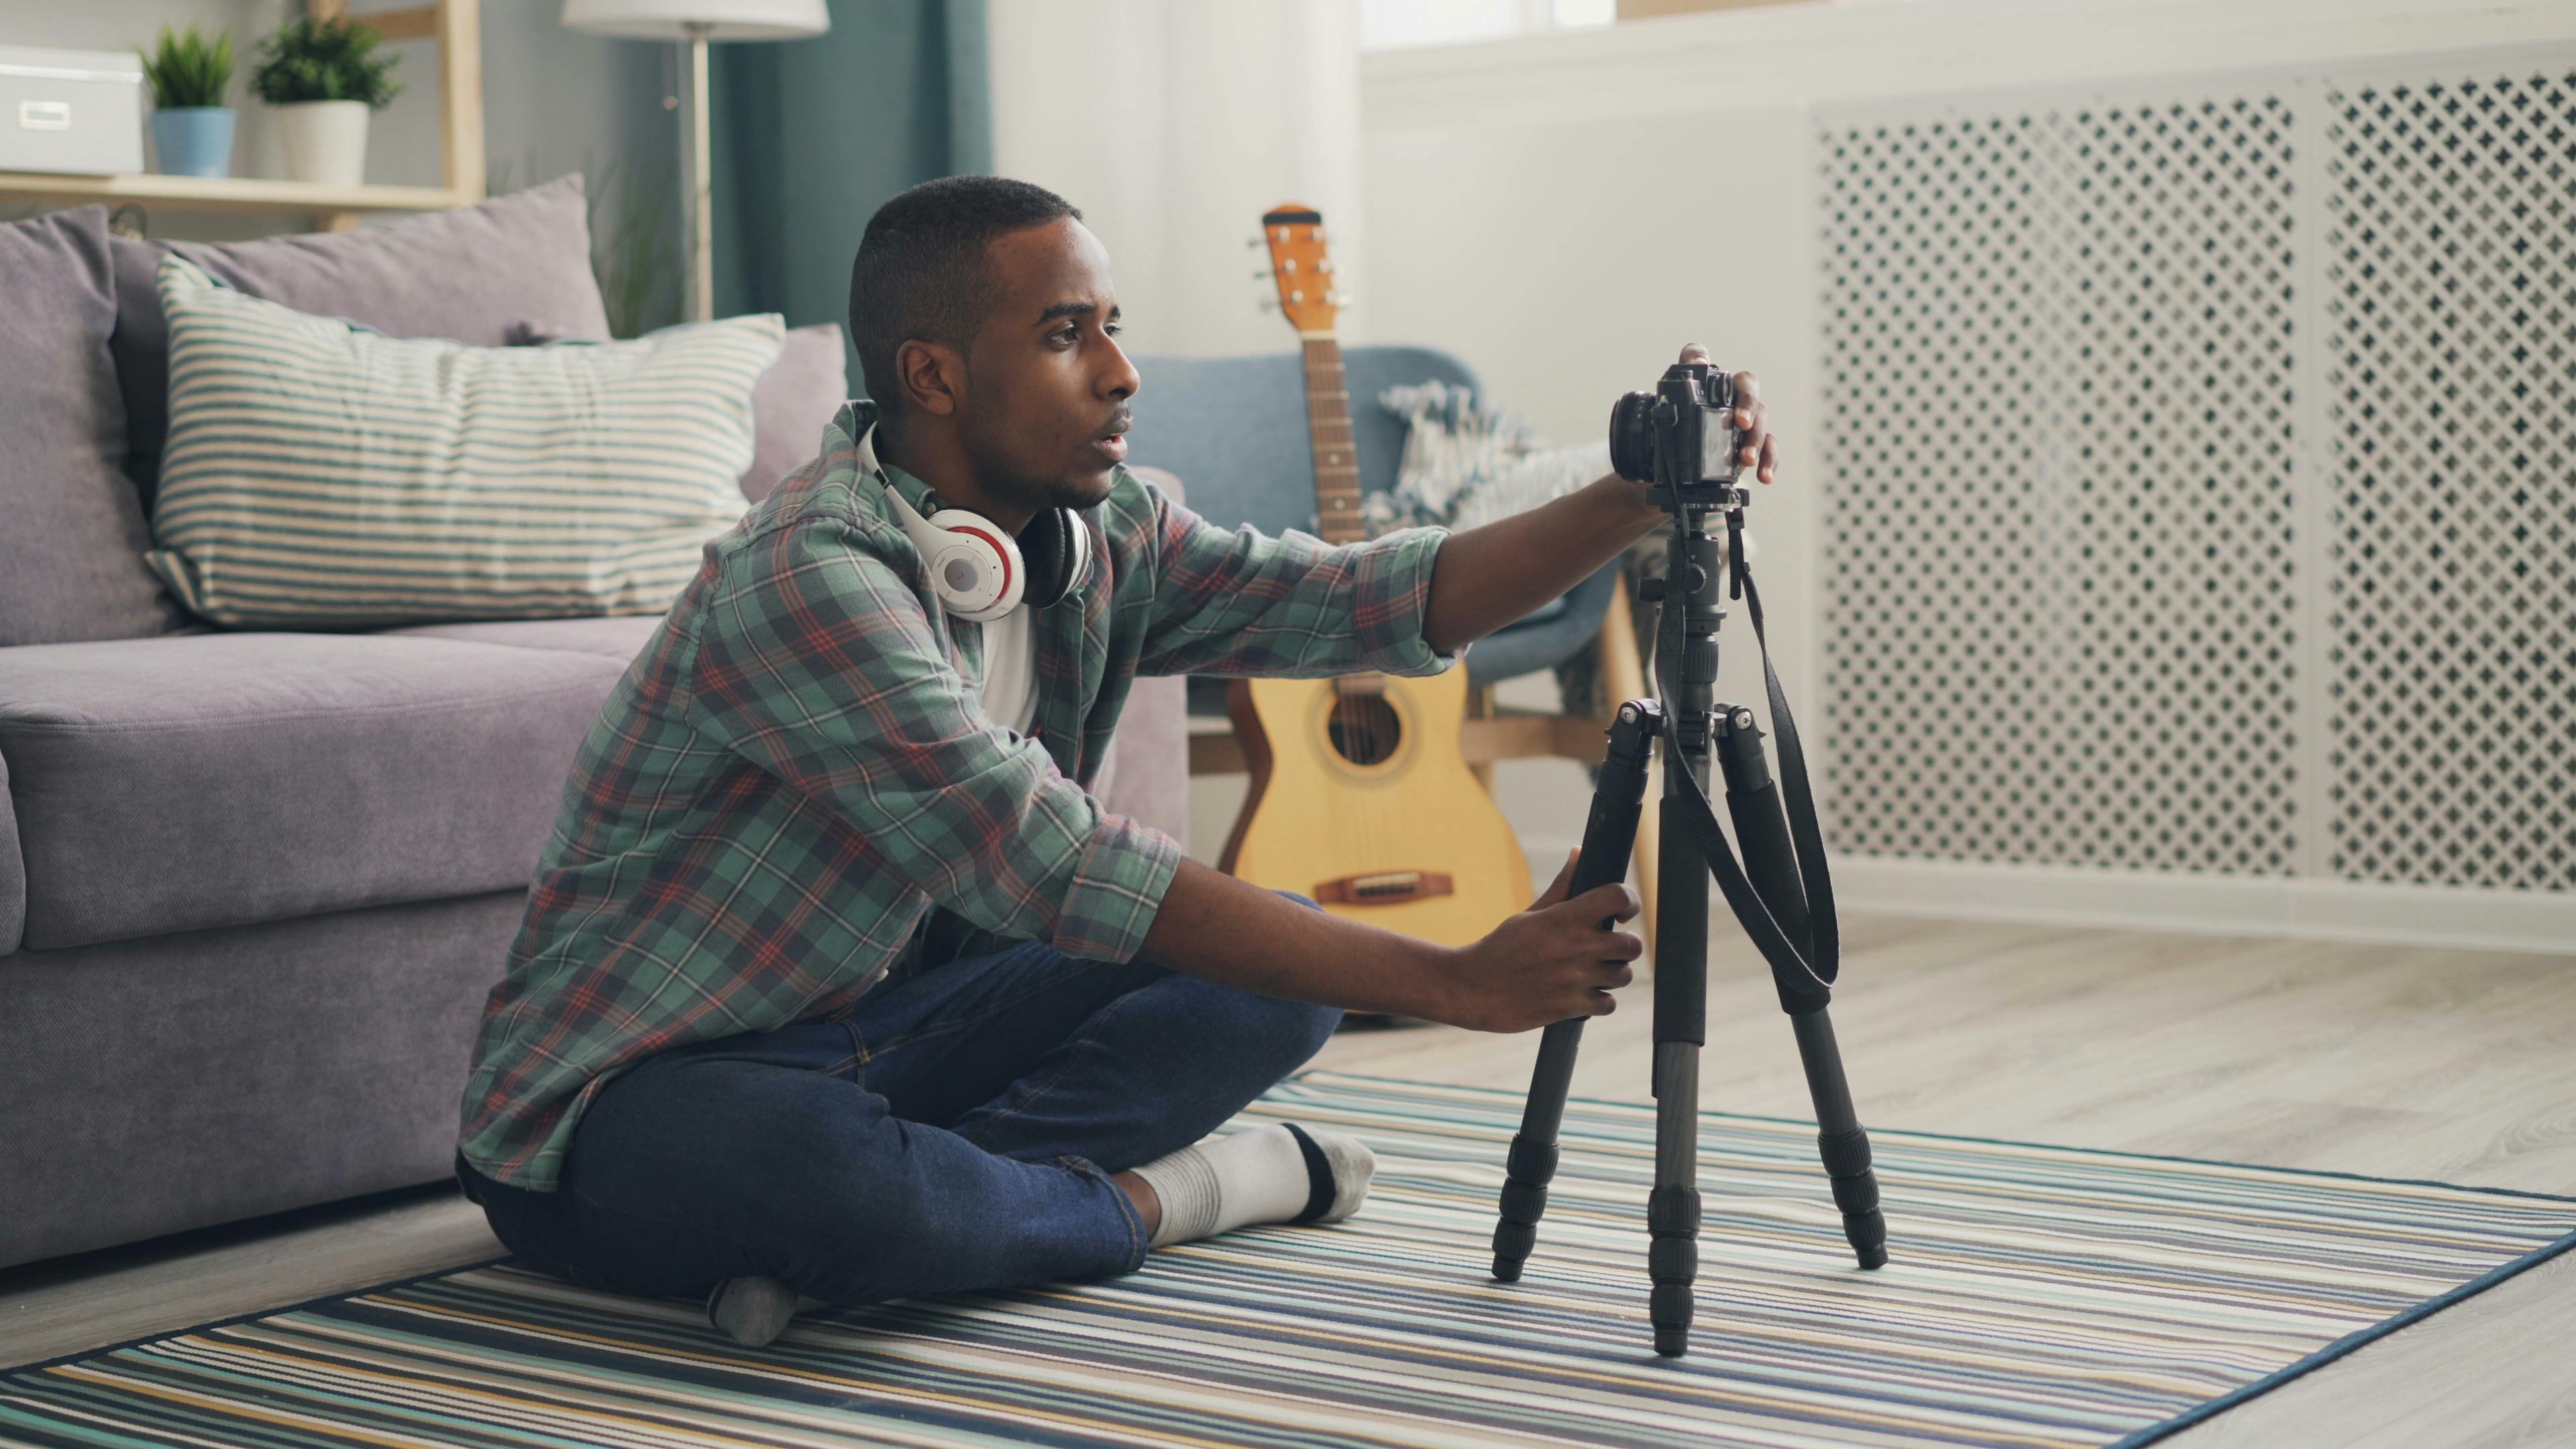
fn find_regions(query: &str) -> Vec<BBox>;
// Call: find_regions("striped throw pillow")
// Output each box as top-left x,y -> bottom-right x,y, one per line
146,256 -> 786,628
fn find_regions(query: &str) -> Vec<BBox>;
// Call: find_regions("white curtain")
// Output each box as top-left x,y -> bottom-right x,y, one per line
989,0 -> 1364,358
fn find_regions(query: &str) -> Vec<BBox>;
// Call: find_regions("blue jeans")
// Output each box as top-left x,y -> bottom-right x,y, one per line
457,900 -> 1340,1307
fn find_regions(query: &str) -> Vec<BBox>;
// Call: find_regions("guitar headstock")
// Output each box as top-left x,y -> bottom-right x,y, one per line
1260,203 -> 1339,338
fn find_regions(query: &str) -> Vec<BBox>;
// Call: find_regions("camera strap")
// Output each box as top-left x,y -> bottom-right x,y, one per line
1656,553 -> 1841,1000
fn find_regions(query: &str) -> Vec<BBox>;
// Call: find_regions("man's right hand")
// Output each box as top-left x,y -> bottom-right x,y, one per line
1428,847 -> 1643,1032
1134,849 -> 1642,1036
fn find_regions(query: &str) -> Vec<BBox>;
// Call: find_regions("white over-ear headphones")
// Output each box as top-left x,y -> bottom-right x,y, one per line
885,482 -> 1094,624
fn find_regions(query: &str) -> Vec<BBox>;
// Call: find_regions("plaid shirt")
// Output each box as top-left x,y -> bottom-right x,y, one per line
458,400 -> 1462,1190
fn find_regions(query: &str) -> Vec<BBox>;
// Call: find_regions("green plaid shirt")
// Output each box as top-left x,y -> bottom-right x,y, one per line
458,400 -> 1462,1190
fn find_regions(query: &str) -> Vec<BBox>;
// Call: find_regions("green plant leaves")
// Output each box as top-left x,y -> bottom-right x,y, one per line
248,17 -> 403,109
142,23 -> 235,110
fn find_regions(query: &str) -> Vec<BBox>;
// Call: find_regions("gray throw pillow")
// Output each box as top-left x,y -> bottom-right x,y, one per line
0,206 -> 189,647
509,317 -> 849,504
109,174 -> 614,507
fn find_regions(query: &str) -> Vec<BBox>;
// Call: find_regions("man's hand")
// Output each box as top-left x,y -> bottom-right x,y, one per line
1428,847 -> 1643,1033
1671,341 -> 1777,485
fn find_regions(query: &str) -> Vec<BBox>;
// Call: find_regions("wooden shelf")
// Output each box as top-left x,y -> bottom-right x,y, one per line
0,1 -> 480,233
0,171 -> 470,215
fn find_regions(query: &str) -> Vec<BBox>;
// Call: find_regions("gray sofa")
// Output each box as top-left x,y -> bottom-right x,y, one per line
0,187 -> 1189,1272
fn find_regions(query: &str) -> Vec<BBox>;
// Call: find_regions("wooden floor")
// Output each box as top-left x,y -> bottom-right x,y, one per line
5,912 -> 2571,1447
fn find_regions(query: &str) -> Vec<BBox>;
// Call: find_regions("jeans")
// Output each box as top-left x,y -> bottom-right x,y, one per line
456,895 -> 1339,1307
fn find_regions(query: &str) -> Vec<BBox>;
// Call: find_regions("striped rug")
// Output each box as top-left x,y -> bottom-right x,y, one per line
7,1071 -> 2571,1448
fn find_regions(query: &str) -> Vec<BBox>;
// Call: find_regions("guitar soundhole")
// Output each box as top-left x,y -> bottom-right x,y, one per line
1328,694 -> 1403,766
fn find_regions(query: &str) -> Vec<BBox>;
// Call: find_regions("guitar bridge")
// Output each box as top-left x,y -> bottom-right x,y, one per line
1313,871 -> 1455,906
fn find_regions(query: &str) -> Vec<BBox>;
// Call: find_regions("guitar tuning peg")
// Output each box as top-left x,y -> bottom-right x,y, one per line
1257,298 -> 1281,312
1245,237 -> 1265,249
1253,270 -> 1274,280
1330,291 -> 1354,309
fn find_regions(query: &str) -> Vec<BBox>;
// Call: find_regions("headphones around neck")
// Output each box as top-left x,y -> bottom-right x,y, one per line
885,483 -> 1093,624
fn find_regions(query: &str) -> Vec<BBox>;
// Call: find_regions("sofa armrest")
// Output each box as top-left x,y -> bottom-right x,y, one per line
1091,466 -> 1191,852
0,735 -> 21,956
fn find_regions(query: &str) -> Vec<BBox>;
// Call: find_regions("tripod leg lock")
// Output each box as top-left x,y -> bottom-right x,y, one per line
1818,1127 -> 1890,1269
1491,1134 -> 1564,1281
1507,1134 -> 1560,1184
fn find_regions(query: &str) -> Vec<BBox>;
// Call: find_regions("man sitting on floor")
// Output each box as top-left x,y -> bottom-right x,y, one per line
449,175 -> 1778,1348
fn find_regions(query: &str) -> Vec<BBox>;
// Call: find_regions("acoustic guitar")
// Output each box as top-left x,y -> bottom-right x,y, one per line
1215,204 -> 1533,948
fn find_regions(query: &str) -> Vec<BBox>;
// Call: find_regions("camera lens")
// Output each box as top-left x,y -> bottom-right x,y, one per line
1608,392 -> 1657,483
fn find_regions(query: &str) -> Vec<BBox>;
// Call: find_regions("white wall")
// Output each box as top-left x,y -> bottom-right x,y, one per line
1356,0 -> 2576,949
1361,0 -> 2576,716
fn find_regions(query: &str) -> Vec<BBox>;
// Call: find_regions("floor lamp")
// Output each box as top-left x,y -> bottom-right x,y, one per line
561,0 -> 829,322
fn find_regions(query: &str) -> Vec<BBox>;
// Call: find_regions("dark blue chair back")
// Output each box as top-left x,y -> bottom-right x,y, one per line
1126,346 -> 1481,537
1128,345 -> 1619,700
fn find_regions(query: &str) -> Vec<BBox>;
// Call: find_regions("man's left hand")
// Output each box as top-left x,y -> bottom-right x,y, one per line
1676,341 -> 1776,487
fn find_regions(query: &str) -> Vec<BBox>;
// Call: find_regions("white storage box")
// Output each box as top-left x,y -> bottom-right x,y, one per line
0,46 -> 146,176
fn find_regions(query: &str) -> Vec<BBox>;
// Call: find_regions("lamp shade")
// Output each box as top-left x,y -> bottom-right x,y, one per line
561,0 -> 828,42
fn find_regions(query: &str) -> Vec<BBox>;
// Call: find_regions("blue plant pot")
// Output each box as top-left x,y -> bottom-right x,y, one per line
151,107 -> 235,178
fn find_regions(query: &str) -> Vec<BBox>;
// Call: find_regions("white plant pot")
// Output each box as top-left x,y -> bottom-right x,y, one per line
274,100 -> 370,187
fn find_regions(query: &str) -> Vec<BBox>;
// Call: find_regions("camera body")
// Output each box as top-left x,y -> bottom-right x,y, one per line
1608,361 -> 1743,500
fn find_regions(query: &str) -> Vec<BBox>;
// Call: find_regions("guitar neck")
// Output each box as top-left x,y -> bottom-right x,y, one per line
1301,336 -> 1366,546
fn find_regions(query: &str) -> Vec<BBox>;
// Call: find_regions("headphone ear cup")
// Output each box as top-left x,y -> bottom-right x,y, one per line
1018,507 -> 1089,608
914,505 -> 1024,622
1061,508 -> 1094,592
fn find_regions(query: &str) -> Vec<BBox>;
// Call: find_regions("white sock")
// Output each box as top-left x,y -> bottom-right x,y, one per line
1128,1122 -> 1375,1249
706,1276 -> 831,1348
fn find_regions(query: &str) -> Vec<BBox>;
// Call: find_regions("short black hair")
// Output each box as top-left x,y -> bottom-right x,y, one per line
848,175 -> 1082,422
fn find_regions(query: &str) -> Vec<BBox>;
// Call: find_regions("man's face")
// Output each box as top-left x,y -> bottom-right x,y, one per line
953,217 -> 1140,515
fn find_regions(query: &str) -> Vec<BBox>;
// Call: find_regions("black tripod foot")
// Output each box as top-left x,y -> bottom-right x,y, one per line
1492,1120 -> 1567,1281
1819,1125 -> 1889,1270
1647,1183 -> 1699,1358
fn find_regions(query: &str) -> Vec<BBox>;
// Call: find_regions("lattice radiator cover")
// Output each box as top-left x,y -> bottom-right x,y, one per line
1817,52 -> 2573,895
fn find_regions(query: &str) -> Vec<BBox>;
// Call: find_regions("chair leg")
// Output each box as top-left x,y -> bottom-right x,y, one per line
1596,584 -> 1660,963
1468,686 -> 1498,795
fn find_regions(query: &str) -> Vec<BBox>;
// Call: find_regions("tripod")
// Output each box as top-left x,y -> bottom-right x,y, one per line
1487,485 -> 1888,1358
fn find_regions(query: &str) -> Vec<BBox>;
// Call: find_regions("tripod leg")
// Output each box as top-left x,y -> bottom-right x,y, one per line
1791,1008 -> 1888,1268
1713,708 -> 1888,1271
1649,790 -> 1709,1358
1492,1018 -> 1582,1281
1492,702 -> 1657,1283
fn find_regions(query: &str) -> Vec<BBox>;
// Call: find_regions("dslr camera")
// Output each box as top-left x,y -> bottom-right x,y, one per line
1607,361 -> 1743,499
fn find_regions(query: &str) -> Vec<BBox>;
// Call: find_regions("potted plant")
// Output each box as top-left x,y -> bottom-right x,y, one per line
140,23 -> 235,178
248,16 -> 402,188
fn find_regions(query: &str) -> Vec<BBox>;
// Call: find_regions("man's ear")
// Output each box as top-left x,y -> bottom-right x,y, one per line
895,338 -> 965,419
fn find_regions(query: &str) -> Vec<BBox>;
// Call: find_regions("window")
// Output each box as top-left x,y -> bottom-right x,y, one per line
1358,0 -> 1615,52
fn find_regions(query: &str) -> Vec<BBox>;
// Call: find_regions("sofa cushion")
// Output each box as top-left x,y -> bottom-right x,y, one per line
146,258 -> 780,629
512,319 -> 848,504
380,614 -> 666,659
0,633 -> 628,954
743,323 -> 850,503
383,613 -> 1194,849
111,175 -> 614,508
0,206 -> 188,647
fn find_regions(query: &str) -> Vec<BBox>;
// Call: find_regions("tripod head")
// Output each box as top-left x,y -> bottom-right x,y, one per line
1609,359 -> 1756,602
